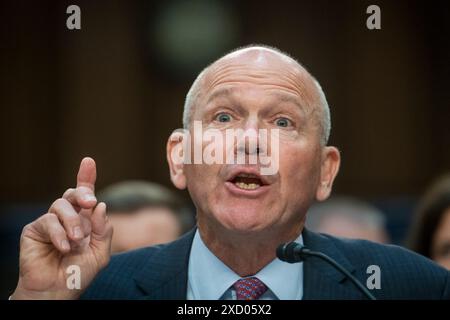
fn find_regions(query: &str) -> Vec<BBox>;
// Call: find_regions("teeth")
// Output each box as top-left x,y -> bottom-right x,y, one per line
234,182 -> 260,190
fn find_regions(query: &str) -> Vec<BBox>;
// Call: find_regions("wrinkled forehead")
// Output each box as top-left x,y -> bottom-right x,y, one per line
199,48 -> 321,112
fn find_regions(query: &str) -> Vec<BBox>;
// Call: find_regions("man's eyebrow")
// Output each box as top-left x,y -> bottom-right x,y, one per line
204,88 -> 309,117
271,92 -> 306,110
205,88 -> 235,105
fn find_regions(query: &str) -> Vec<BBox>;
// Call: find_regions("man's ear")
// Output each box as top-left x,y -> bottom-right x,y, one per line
315,146 -> 340,201
166,130 -> 188,190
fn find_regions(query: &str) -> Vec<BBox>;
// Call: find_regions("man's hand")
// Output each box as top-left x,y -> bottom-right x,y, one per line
11,157 -> 113,299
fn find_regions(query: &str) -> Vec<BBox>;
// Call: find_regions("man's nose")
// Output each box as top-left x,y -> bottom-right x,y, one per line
237,118 -> 264,156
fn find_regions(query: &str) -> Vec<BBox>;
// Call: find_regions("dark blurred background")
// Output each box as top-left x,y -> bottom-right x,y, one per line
0,0 -> 449,296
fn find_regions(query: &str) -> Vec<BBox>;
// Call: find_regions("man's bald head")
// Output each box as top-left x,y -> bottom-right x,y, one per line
183,45 -> 331,145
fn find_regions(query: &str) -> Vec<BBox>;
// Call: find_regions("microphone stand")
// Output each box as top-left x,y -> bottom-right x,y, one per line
277,243 -> 376,300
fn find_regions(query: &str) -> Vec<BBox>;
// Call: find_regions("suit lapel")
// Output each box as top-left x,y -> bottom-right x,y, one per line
134,229 -> 196,300
302,228 -> 364,299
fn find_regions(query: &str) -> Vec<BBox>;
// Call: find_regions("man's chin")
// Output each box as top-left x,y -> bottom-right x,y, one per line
213,207 -> 273,234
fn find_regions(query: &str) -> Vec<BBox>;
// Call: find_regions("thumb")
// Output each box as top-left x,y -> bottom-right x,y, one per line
89,202 -> 113,265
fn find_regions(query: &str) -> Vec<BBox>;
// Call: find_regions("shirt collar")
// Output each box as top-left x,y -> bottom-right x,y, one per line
188,230 -> 240,299
254,234 -> 303,300
188,229 -> 303,300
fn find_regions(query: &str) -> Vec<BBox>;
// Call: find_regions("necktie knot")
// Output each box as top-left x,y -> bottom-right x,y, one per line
233,277 -> 268,300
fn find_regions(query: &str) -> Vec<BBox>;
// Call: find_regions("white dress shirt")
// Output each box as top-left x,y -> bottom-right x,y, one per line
187,229 -> 303,300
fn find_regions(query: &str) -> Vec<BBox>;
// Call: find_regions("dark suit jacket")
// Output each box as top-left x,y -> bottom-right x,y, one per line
81,228 -> 450,300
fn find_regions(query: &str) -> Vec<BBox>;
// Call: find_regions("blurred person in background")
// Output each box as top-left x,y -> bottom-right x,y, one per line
98,181 -> 194,253
407,174 -> 450,270
306,196 -> 390,244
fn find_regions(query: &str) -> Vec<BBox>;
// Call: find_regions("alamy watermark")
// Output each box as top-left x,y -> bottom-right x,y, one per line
169,121 -> 280,176
366,264 -> 381,290
66,265 -> 81,290
66,5 -> 81,30
366,5 -> 381,30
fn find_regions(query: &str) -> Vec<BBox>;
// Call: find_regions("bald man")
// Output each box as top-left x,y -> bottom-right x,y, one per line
11,45 -> 450,300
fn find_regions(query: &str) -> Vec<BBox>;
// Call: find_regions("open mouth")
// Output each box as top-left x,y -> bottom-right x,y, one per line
230,173 -> 265,191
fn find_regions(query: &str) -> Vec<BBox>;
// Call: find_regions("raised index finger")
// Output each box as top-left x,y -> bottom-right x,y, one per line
77,157 -> 97,192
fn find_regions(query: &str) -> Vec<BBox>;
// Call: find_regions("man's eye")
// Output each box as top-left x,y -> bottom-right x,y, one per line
216,113 -> 232,123
275,117 -> 291,127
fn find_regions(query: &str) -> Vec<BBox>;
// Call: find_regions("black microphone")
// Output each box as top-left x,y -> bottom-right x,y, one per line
277,242 -> 376,300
